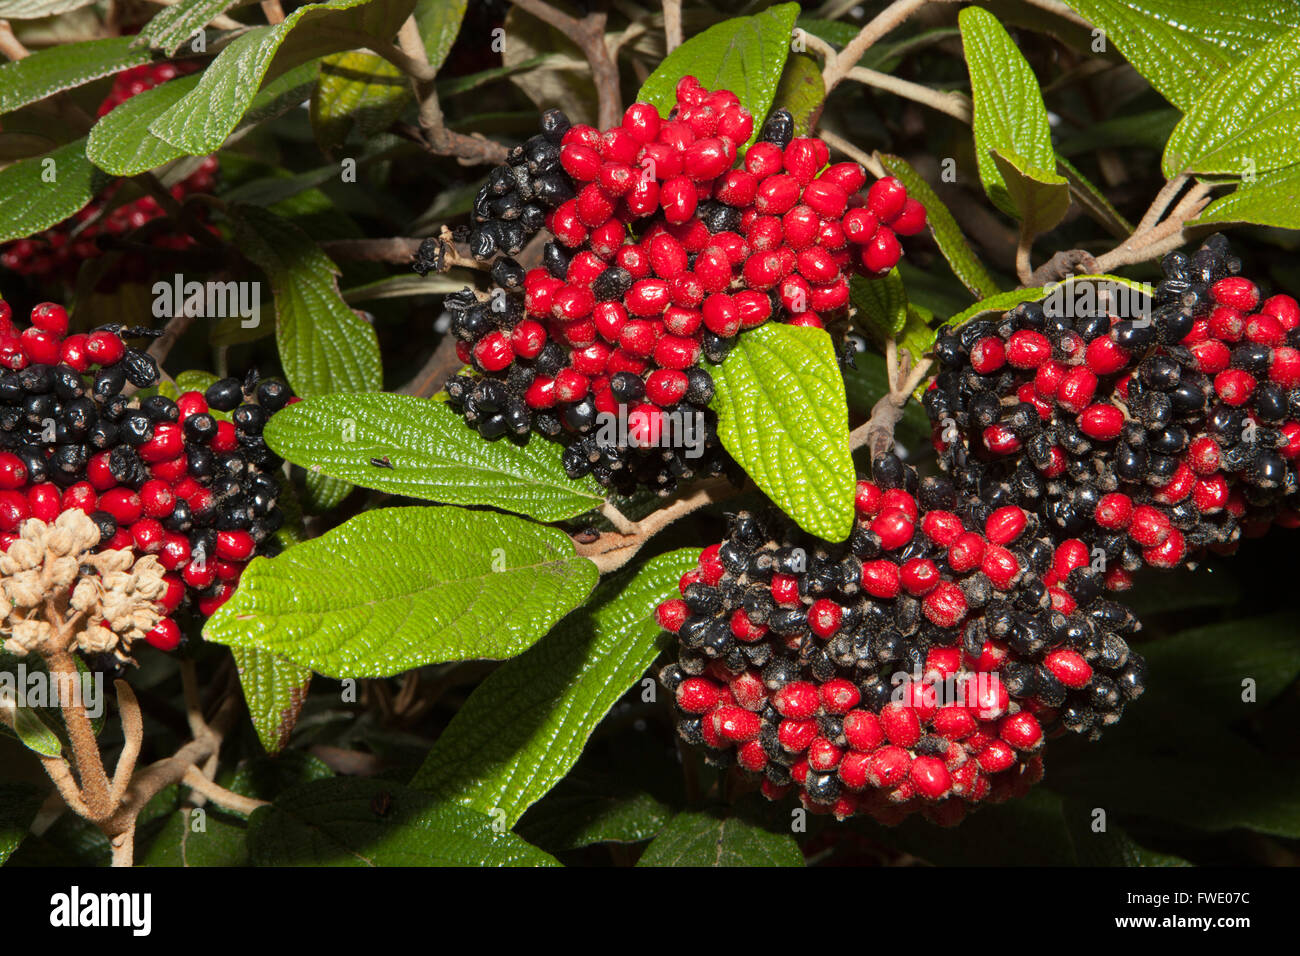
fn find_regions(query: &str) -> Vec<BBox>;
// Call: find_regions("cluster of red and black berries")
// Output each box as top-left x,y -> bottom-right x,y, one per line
0,301 -> 293,662
0,63 -> 216,287
426,76 -> 927,496
656,454 -> 1145,824
924,234 -> 1300,591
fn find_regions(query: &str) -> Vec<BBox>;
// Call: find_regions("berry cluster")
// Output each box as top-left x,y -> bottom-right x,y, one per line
924,235 -> 1300,589
0,301 -> 293,660
656,455 -> 1145,824
0,63 -> 216,287
434,77 -> 927,495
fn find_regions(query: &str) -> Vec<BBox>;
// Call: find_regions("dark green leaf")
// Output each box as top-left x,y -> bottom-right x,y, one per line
770,52 -> 824,137
247,778 -> 559,866
637,806 -> 803,867
879,152 -> 1000,298
414,0 -> 467,73
135,0 -> 242,56
991,147 -> 1071,237
0,37 -> 153,116
137,810 -> 249,867
0,783 -> 45,864
1194,163 -> 1300,230
203,506 -> 599,678
0,140 -> 105,243
410,550 -> 696,826
231,647 -> 313,755
262,393 -> 605,521
638,3 -> 800,143
517,771 -> 674,851
851,269 -> 908,342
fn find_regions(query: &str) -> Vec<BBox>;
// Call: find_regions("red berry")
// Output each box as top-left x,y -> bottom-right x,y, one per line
144,617 -> 182,651
866,177 -> 907,221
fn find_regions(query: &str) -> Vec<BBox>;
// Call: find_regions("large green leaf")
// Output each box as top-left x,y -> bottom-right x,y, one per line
637,2 -> 800,140
147,0 -> 417,154
0,783 -> 45,865
1163,26 -> 1300,177
411,550 -> 696,826
850,270 -> 908,342
770,52 -> 824,137
1064,0 -> 1300,109
414,0 -> 467,73
310,51 -> 410,155
0,139 -> 105,243
517,771 -> 675,851
87,62 -> 318,176
710,324 -> 855,542
137,810 -> 250,867
262,393 -> 605,522
959,6 -> 1057,218
0,37 -> 153,116
247,778 -> 559,866
1138,613 -> 1300,720
134,0 -> 242,56
878,153 -> 999,298
203,506 -> 598,678
637,807 -> 803,867
991,148 -> 1071,238
1194,164 -> 1300,229
231,647 -> 313,755
230,204 -> 382,399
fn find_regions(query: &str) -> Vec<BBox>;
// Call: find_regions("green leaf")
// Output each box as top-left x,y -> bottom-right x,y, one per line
135,0 -> 241,56
310,51 -> 410,155
879,788 -> 1077,865
879,152 -> 999,298
1122,565 -> 1241,615
1062,800 -> 1191,866
851,269 -> 908,343
770,52 -> 824,137
1163,26 -> 1300,177
265,392 -> 608,520
301,471 -> 352,513
410,549 -> 696,826
230,204 -> 382,399
0,37 -> 153,116
1056,108 -> 1180,157
1194,164 -> 1300,229
0,685 -> 63,757
1064,0 -> 1300,109
517,771 -> 674,851
0,139 -> 105,243
231,647 -> 313,755
1139,613 -> 1300,720
0,783 -> 45,864
147,0 -> 417,154
86,73 -> 201,176
263,392 -> 605,522
638,3 -> 800,142
959,6 -> 1057,218
203,506 -> 599,678
711,324 -> 855,542
87,61 -> 318,176
414,0 -> 467,73
137,810 -> 250,867
991,147 -> 1071,237
637,807 -> 803,867
228,751 -> 335,804
1056,152 -> 1135,237
247,778 -> 559,866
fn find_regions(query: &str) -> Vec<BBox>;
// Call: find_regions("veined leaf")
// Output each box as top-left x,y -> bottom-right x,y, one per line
711,324 -> 856,542
637,807 -> 803,867
135,0 -> 242,56
1194,164 -> 1300,229
991,148 -> 1071,238
0,37 -> 153,116
0,139 -> 105,243
203,506 -> 599,678
411,550 -> 697,826
231,647 -> 313,755
262,392 -> 605,522
638,3 -> 800,142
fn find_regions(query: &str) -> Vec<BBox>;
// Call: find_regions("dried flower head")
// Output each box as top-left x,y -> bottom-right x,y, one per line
1,510 -> 166,665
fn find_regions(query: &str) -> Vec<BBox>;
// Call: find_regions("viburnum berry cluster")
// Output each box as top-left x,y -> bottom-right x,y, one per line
924,234 -> 1300,590
0,300 -> 293,664
656,454 -> 1145,824
0,62 -> 217,287
426,76 -> 928,496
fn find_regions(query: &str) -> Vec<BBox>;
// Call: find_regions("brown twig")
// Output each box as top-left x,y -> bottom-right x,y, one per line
1025,249 -> 1100,287
181,766 -> 269,815
663,0 -> 683,52
849,338 -> 932,458
109,680 -> 144,807
573,477 -> 733,574
1092,182 -> 1214,273
821,0 -> 957,94
513,0 -> 622,129
46,646 -> 113,821
845,67 -> 972,123
260,0 -> 285,24
0,19 -> 30,60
